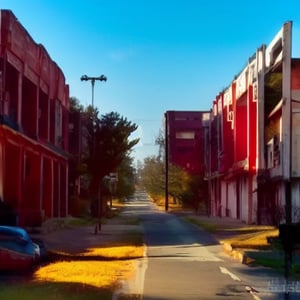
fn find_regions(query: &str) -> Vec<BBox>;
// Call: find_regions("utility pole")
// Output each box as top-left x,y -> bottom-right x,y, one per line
165,112 -> 169,212
80,74 -> 107,233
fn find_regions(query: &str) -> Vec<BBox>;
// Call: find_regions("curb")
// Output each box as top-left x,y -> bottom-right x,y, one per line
221,242 -> 254,265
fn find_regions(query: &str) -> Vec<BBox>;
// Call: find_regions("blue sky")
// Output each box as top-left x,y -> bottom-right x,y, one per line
2,1 -> 300,164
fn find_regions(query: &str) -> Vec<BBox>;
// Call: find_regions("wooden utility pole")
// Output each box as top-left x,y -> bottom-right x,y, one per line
165,112 -> 169,212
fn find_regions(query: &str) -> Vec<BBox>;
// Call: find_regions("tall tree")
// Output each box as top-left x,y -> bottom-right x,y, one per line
68,97 -> 86,212
84,109 -> 139,210
95,111 -> 138,177
139,155 -> 205,210
139,156 -> 165,197
69,97 -> 84,113
115,155 -> 136,200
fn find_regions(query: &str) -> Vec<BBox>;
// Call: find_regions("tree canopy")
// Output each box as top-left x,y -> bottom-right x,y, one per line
68,98 -> 139,206
83,108 -> 139,199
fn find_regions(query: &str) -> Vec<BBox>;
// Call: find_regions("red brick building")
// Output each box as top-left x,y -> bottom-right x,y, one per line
165,110 -> 210,175
0,10 -> 69,226
206,22 -> 300,225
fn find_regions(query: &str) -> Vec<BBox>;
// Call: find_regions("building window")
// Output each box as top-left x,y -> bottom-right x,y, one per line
176,131 -> 195,139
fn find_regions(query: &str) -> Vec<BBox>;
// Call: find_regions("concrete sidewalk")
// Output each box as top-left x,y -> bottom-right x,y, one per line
29,215 -> 143,255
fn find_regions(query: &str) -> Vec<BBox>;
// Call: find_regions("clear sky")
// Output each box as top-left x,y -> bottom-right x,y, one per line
2,1 -> 300,164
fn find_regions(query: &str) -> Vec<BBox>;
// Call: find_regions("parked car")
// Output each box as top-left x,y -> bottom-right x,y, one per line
0,226 -> 40,272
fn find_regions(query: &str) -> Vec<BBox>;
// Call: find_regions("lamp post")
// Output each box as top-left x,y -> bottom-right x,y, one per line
80,74 -> 107,233
80,74 -> 107,156
80,75 -> 107,109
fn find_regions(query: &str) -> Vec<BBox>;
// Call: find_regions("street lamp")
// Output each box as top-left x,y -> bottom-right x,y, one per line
80,74 -> 107,154
80,74 -> 107,234
80,74 -> 107,108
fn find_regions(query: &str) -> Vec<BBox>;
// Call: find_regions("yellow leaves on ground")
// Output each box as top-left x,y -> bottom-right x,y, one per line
84,245 -> 145,258
222,228 -> 279,249
34,260 -> 133,288
34,245 -> 145,289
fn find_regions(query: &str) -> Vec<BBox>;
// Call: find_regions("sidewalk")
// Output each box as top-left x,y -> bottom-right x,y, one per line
29,216 -> 143,256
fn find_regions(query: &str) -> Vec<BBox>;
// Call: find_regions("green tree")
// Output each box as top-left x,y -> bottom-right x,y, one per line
167,163 -> 192,204
115,155 -> 136,200
70,96 -> 84,113
94,111 -> 138,178
155,128 -> 165,160
139,156 -> 165,197
68,97 -> 86,215
84,109 -> 139,216
139,155 -> 207,211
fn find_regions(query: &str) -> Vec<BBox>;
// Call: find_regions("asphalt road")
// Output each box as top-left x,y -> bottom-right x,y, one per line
121,190 -> 298,300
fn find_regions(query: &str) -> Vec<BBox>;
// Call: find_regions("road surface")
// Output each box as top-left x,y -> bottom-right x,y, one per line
118,190 -> 296,300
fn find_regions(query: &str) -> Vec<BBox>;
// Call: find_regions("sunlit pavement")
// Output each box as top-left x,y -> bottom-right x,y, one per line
115,191 -> 300,300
